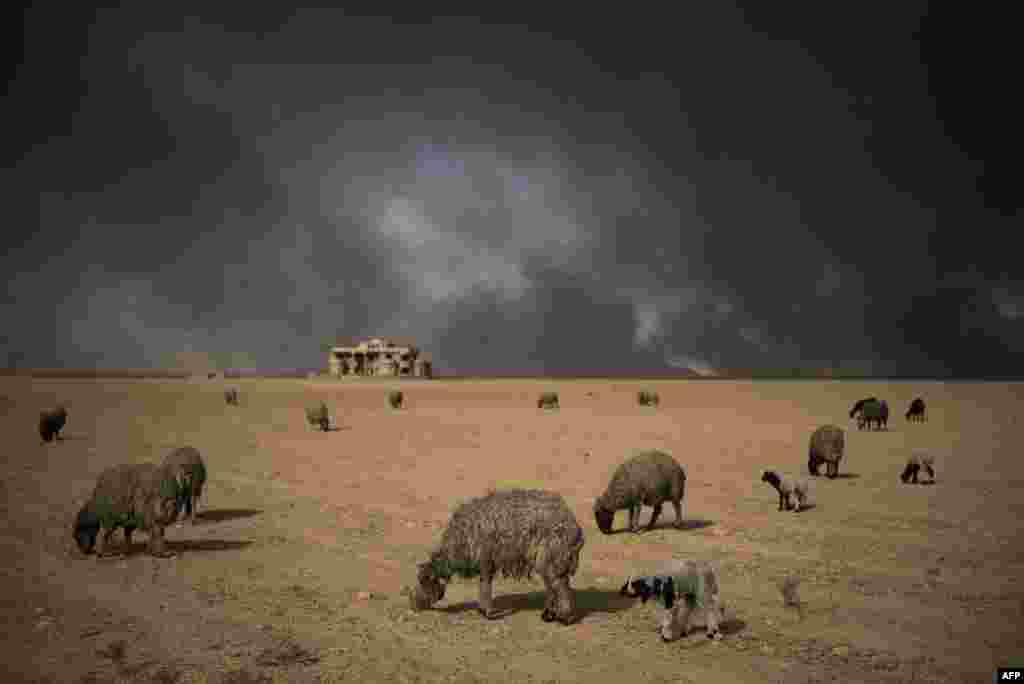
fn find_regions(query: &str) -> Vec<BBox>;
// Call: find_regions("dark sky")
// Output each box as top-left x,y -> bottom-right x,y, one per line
2,3 -> 1020,377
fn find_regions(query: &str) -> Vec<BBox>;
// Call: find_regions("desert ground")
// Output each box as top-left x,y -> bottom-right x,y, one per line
1,377 -> 1022,683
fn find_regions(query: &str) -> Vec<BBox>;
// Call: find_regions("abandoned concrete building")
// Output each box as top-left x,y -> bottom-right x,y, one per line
327,337 -> 433,378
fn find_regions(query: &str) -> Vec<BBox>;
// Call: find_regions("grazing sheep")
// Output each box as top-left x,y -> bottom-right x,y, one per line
594,450 -> 687,534
857,399 -> 889,431
224,387 -> 240,406
849,397 -> 878,420
537,392 -> 559,409
779,576 -> 804,619
761,470 -> 809,512
411,489 -> 585,625
72,462 -> 184,559
808,425 -> 845,478
305,402 -> 331,431
900,452 -> 936,484
620,559 -> 725,642
161,446 -> 207,525
906,397 -> 926,422
38,406 -> 68,443
388,390 -> 404,409
637,390 -> 660,407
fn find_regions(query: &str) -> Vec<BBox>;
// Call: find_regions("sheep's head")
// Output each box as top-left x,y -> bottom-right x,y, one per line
761,470 -> 781,488
73,506 -> 100,554
410,561 -> 446,611
593,501 -> 614,535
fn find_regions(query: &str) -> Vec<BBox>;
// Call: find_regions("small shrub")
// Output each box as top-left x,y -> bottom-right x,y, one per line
537,391 -> 559,409
637,390 -> 659,407
388,390 -> 404,409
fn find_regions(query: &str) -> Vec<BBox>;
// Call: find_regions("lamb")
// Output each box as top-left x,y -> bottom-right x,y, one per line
857,399 -> 889,431
594,450 -> 686,534
224,387 -> 240,406
900,452 -> 936,484
537,392 -> 559,409
38,405 -> 68,443
849,397 -> 878,420
388,390 -> 404,409
620,559 -> 725,642
72,462 -> 185,559
808,424 -> 845,478
410,489 -> 585,625
305,402 -> 331,431
906,397 -> 926,422
160,446 -> 207,525
761,470 -> 809,512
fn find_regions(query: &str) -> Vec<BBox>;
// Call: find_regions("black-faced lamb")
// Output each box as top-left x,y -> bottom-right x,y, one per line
410,489 -> 585,625
900,452 -> 936,484
161,446 -> 207,525
808,424 -> 845,478
637,390 -> 660,407
388,390 -> 404,409
593,450 -> 686,534
620,559 -> 725,642
39,406 -> 68,443
224,387 -> 240,406
305,402 -> 331,431
72,462 -> 185,558
906,397 -> 926,422
761,470 -> 809,512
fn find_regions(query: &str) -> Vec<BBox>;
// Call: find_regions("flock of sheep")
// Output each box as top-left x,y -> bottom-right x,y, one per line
40,387 -> 934,646
408,392 -> 936,643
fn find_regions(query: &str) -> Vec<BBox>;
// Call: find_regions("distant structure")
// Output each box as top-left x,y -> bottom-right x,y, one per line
327,337 -> 433,378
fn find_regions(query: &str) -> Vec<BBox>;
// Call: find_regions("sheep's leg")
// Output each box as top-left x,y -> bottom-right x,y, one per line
646,503 -> 663,531
704,595 -> 724,640
911,466 -> 918,484
672,499 -> 684,528
189,495 -> 199,525
777,491 -> 785,511
628,506 -> 640,533
540,573 -> 557,622
147,524 -> 175,559
549,574 -> 576,625
477,569 -> 496,619
95,527 -> 116,558
123,526 -> 135,551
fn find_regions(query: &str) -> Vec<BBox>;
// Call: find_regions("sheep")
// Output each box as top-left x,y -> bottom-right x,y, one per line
906,397 -> 926,422
305,402 -> 331,431
72,462 -> 185,559
848,397 -> 878,420
537,392 -> 559,409
761,470 -> 809,512
808,424 -> 845,478
388,390 -> 404,409
594,450 -> 686,534
900,452 -> 936,484
38,405 -> 68,443
637,390 -> 660,407
410,489 -> 585,625
857,399 -> 889,431
620,559 -> 725,642
224,387 -> 240,406
161,446 -> 207,525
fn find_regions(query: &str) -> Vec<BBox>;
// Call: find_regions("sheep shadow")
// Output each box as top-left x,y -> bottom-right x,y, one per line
794,503 -> 817,513
111,539 -> 254,557
194,508 -> 263,524
604,518 -> 715,535
719,618 -> 747,635
812,473 -> 860,480
439,588 -> 636,621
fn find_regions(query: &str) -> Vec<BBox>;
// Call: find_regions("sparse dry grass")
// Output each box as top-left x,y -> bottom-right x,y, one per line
2,377 -> 1023,683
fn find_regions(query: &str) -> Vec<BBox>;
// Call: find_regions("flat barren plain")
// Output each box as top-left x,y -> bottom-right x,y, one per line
1,377 -> 1022,683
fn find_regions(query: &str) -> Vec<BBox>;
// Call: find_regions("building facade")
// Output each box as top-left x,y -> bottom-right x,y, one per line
327,337 -> 433,378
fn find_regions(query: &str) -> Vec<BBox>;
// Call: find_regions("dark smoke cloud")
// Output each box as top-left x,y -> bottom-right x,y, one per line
2,6 -> 1020,376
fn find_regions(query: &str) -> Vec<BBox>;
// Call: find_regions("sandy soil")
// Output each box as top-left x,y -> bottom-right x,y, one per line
1,377 -> 1022,683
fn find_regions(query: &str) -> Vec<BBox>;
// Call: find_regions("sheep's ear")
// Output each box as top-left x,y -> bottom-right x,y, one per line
664,577 -> 675,610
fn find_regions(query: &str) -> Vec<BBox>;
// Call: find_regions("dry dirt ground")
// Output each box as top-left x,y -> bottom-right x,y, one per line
2,378 -> 1023,683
